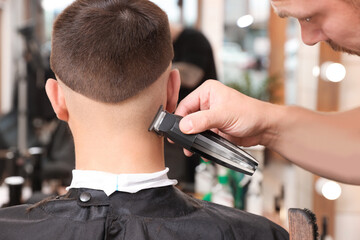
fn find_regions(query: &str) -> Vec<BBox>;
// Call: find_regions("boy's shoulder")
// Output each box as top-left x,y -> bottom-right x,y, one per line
107,186 -> 289,240
179,190 -> 289,240
0,193 -> 107,240
0,186 -> 289,240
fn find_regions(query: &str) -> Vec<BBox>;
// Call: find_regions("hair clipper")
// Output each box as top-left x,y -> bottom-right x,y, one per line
149,106 -> 259,175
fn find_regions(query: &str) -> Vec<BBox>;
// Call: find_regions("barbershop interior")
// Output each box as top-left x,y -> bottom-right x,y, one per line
0,0 -> 359,239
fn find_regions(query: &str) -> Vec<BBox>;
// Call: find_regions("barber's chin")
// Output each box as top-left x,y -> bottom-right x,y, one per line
341,49 -> 360,56
341,48 -> 360,57
326,40 -> 360,56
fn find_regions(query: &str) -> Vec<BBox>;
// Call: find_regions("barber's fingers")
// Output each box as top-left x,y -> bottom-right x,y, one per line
176,80 -> 242,135
179,110 -> 225,134
175,80 -> 220,117
183,148 -> 193,157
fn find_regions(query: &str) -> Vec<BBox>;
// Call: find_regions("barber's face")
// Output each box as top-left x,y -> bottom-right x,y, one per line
271,0 -> 360,56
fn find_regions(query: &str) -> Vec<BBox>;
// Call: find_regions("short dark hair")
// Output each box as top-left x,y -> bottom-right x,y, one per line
50,0 -> 174,103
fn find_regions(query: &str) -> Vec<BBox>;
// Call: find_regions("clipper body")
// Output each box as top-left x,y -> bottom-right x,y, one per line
149,106 -> 259,175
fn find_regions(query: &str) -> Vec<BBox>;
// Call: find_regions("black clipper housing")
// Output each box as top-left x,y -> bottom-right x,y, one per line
149,106 -> 259,175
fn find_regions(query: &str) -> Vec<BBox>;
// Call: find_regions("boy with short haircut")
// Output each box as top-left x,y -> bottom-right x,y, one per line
0,0 -> 288,239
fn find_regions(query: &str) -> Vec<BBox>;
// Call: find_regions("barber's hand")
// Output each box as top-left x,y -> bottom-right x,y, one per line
177,80 -> 360,185
175,80 -> 279,155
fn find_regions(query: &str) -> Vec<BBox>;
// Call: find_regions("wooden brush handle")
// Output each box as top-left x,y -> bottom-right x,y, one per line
288,208 -> 319,240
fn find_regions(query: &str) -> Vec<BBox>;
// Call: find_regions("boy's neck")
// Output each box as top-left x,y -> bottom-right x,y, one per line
73,126 -> 166,174
61,74 -> 170,175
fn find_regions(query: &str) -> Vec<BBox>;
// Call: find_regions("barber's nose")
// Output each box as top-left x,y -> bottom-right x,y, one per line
299,23 -> 328,46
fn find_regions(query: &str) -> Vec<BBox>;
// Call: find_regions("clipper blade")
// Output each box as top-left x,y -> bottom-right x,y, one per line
148,106 -> 166,134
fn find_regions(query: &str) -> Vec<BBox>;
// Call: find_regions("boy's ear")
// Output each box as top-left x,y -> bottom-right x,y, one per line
166,69 -> 181,113
45,78 -> 69,121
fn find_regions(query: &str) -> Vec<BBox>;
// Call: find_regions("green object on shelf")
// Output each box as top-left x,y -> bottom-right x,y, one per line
228,169 -> 246,210
202,192 -> 212,202
200,157 -> 211,164
218,175 -> 229,185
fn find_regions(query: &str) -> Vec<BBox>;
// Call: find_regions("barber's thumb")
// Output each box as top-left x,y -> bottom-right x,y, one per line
179,111 -> 214,134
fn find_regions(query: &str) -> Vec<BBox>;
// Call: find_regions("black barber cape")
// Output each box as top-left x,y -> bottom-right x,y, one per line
0,186 -> 288,239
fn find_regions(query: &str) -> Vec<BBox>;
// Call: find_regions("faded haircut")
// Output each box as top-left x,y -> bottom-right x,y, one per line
50,0 -> 174,103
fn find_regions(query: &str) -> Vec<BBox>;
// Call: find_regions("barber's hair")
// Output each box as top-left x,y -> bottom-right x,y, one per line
50,0 -> 174,103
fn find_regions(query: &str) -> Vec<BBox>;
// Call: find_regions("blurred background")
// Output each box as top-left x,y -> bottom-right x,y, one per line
0,0 -> 360,239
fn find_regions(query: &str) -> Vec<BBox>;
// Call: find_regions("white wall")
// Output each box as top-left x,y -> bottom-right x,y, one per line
295,42 -> 320,110
200,0 -> 224,80
1,0 -> 25,114
335,184 -> 360,239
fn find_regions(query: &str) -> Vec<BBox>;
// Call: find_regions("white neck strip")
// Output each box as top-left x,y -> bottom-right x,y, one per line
67,168 -> 177,196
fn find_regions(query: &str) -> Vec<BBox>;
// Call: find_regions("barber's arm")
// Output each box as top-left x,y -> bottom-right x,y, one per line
175,80 -> 360,185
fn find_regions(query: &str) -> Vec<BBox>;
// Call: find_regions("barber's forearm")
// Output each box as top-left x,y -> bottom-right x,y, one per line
270,106 -> 360,184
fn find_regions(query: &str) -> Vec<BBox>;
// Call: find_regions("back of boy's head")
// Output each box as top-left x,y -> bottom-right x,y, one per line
50,0 -> 174,103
